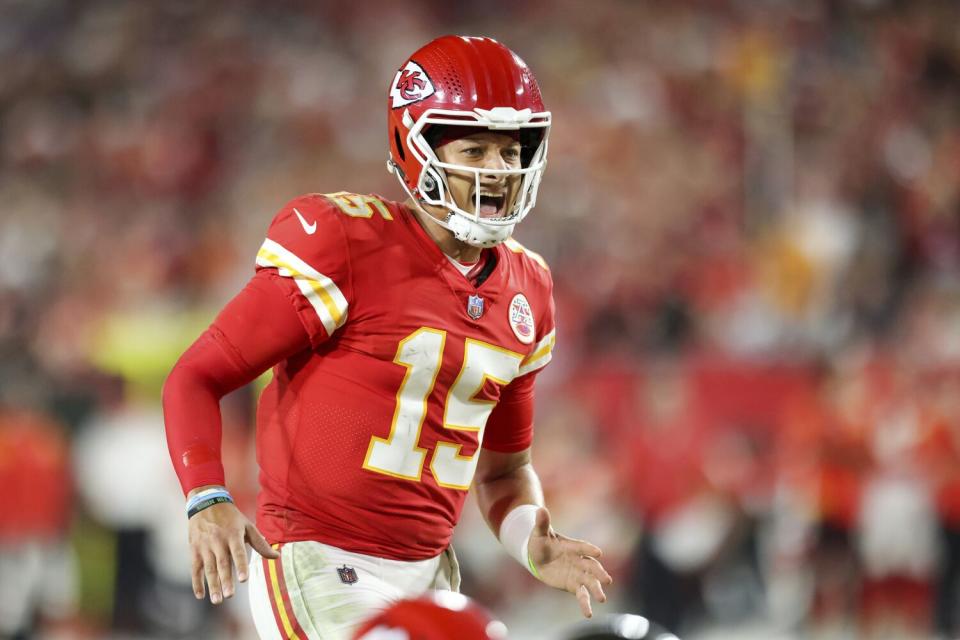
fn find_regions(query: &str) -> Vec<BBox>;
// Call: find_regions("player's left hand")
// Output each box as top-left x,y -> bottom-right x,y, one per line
527,507 -> 613,618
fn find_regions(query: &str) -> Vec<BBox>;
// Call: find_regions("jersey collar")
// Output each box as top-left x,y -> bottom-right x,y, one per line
396,201 -> 507,296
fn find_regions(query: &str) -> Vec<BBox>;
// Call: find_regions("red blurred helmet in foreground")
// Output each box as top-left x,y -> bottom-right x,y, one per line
352,591 -> 508,640
386,35 -> 551,247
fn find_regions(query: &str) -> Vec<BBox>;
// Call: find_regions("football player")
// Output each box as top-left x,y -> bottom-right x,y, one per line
163,35 -> 612,640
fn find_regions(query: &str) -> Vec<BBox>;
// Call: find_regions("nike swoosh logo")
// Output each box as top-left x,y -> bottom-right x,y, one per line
293,208 -> 317,235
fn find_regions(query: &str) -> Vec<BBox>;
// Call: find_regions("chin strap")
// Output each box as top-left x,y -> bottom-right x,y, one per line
391,156 -> 515,248
445,212 -> 514,248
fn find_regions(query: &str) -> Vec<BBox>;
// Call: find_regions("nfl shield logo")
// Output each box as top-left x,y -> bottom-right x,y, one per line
466,294 -> 485,320
337,565 -> 358,585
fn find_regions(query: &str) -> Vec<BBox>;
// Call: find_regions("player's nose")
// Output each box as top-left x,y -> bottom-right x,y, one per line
480,149 -> 509,182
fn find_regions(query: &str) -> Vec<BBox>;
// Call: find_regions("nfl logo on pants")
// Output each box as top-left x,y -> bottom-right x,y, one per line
337,565 -> 358,585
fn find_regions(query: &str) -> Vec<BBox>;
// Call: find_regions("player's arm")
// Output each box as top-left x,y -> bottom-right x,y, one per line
474,377 -> 613,618
163,270 -> 312,604
165,195 -> 352,604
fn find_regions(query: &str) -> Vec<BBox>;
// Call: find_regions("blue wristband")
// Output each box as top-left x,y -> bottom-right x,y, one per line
186,489 -> 232,515
187,495 -> 233,519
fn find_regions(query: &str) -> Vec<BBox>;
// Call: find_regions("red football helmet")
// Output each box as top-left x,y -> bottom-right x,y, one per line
352,592 -> 508,640
386,35 -> 551,247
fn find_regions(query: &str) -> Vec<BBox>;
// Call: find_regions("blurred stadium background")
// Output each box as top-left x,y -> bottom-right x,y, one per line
2,1 -> 959,638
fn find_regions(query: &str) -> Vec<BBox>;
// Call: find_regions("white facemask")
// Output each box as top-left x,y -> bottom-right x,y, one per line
390,107 -> 550,247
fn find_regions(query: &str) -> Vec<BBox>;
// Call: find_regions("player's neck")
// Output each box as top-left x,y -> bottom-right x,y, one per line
406,200 -> 483,263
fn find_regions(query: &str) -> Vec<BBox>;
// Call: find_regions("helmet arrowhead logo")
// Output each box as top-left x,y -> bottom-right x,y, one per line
390,61 -> 435,109
397,70 -> 426,100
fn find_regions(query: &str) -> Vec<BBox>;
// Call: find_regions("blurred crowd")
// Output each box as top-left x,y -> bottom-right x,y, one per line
1,1 -> 959,638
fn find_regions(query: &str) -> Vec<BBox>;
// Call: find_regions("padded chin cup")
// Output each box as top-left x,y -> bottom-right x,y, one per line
447,214 -> 514,247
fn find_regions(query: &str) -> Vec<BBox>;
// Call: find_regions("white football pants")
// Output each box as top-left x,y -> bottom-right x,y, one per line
248,541 -> 460,640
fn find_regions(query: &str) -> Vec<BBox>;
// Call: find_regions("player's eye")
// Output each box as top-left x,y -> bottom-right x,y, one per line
502,147 -> 521,160
461,146 -> 483,157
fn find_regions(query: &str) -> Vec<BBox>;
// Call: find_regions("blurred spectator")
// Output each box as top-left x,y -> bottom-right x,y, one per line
917,370 -> 960,637
0,405 -> 75,638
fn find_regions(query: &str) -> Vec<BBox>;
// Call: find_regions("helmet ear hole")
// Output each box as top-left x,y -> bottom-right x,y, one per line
422,172 -> 440,199
393,127 -> 405,162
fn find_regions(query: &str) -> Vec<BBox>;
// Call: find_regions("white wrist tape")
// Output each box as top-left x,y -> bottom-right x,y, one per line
498,504 -> 540,577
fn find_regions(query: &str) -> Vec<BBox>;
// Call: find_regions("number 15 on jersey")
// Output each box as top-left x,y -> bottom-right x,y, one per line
363,328 -> 524,490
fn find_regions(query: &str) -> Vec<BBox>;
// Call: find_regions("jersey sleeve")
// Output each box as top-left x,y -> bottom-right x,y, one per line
518,274 -> 556,378
483,275 -> 557,453
163,270 -> 312,495
482,372 -> 536,453
254,195 -> 353,347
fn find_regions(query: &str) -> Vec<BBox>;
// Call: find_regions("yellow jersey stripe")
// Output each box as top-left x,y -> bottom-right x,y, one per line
521,330 -> 555,365
519,330 -> 555,376
256,238 -> 348,336
504,238 -> 549,271
519,351 -> 552,376
257,246 -> 345,328
256,240 -> 347,323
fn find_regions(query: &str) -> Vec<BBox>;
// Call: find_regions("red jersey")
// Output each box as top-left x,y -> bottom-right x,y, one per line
251,192 -> 555,560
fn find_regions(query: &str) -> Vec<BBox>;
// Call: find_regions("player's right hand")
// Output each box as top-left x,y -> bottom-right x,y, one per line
188,499 -> 279,604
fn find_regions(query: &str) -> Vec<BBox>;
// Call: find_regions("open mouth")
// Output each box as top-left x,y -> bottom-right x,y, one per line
477,193 -> 505,218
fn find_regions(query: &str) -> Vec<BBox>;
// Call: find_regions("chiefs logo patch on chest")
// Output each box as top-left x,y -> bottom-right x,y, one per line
508,293 -> 535,344
390,61 -> 435,108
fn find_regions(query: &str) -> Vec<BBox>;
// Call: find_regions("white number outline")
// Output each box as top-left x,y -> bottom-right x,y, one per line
432,338 -> 524,489
363,329 -> 524,489
362,328 -> 445,481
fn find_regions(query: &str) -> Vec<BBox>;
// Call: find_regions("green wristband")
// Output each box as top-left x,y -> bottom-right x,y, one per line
527,551 -> 541,580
